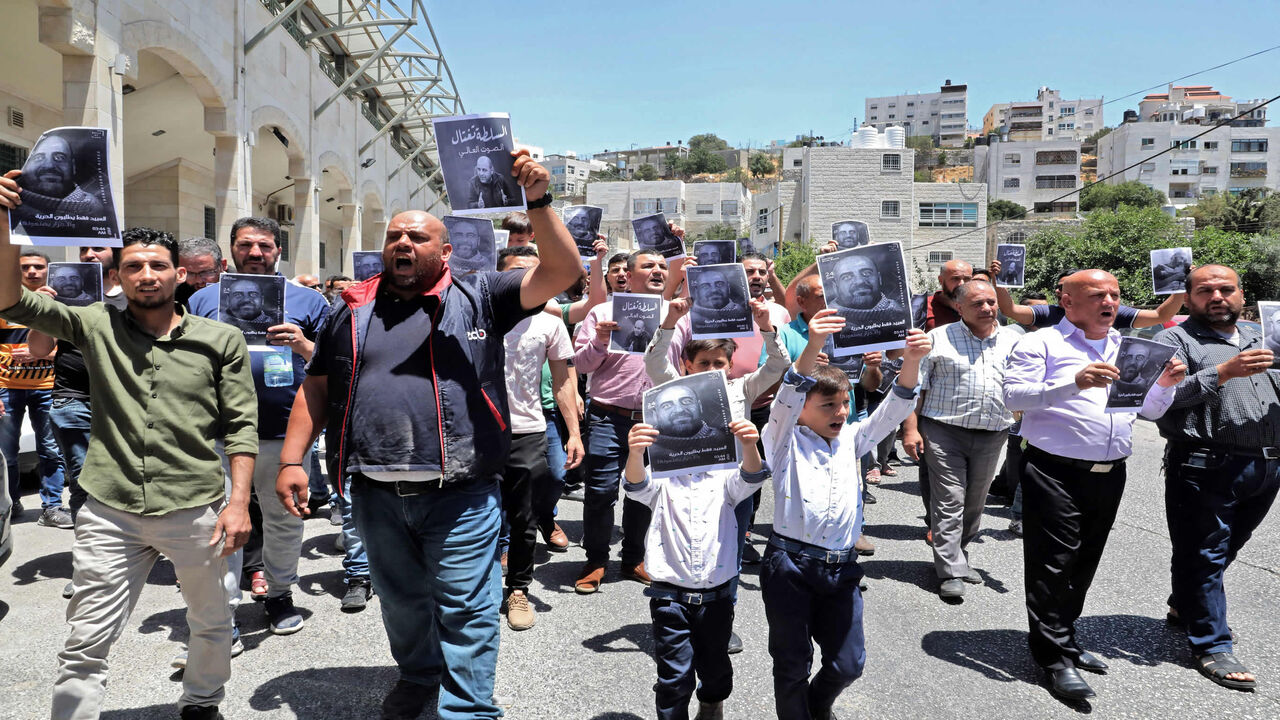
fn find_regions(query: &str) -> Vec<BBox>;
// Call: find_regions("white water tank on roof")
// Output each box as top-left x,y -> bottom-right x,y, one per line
886,126 -> 906,148
855,126 -> 880,148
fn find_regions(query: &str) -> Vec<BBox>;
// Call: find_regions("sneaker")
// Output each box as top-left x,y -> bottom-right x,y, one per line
306,493 -> 331,517
1008,519 -> 1024,537
561,484 -> 585,502
694,700 -> 724,720
249,571 -> 268,599
37,506 -> 74,529
11,500 -> 23,518
863,489 -> 877,505
382,678 -> 438,720
505,589 -> 536,630
173,627 -> 242,669
335,532 -> 345,552
328,509 -> 343,527
727,630 -> 743,654
62,581 -> 73,599
866,468 -> 882,485
178,705 -> 223,720
341,580 -> 372,613
264,592 -> 305,635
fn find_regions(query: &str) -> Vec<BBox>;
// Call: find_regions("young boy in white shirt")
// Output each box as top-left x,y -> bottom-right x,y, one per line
624,418 -> 767,720
761,308 -> 931,720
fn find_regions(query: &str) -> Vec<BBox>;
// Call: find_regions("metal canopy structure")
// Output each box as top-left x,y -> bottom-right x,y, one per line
249,0 -> 464,201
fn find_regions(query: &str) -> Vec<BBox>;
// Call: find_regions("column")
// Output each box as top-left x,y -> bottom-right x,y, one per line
340,190 -> 360,271
211,120 -> 249,252
291,177 -> 320,275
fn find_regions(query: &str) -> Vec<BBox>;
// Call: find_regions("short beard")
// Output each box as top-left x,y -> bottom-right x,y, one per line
130,293 -> 171,309
1193,307 -> 1239,328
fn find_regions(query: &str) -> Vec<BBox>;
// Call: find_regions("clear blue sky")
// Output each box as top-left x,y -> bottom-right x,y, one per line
426,0 -> 1280,158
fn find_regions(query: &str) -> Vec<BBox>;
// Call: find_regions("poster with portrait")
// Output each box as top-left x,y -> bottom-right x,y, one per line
686,264 -> 753,340
692,239 -> 736,267
831,220 -> 870,249
48,262 -> 102,306
737,237 -> 754,258
1257,300 -> 1280,368
995,244 -> 1026,288
431,113 -> 525,216
351,251 -> 383,281
9,127 -> 121,247
218,273 -> 285,346
631,212 -> 685,260
609,292 -> 661,355
494,229 -> 509,249
817,242 -> 912,357
1151,247 -> 1192,295
1105,337 -> 1176,413
563,205 -> 602,259
822,336 -> 865,381
442,215 -> 497,275
643,371 -> 739,479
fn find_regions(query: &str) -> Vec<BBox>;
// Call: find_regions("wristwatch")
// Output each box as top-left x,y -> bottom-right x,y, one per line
526,191 -> 553,210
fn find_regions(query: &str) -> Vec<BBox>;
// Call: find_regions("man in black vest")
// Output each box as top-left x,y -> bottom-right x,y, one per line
276,150 -> 579,720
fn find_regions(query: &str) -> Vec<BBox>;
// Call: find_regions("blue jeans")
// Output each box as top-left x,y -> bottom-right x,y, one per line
538,408 -> 569,533
1164,445 -> 1280,655
583,408 -> 651,566
351,475 -> 502,719
651,591 -> 735,719
333,481 -> 369,583
761,543 -> 866,720
50,396 -> 91,518
0,387 -> 66,508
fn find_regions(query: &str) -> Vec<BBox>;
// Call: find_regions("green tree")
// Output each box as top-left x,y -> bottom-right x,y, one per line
686,223 -> 741,246
773,240 -> 818,285
723,166 -> 747,184
1241,233 -> 1280,303
632,163 -> 658,181
914,169 -> 933,182
905,135 -> 934,152
1182,188 -> 1280,233
588,165 -> 621,183
1079,181 -> 1167,212
988,199 -> 1027,221
672,146 -> 727,177
687,133 -> 729,152
937,150 -> 948,166
749,153 -> 775,179
1083,127 -> 1113,145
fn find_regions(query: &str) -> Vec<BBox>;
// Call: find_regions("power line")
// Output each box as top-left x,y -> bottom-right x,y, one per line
909,92 -> 1280,253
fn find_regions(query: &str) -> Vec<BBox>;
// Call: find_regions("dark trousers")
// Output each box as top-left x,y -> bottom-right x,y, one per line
500,432 -> 549,591
1022,448 -> 1126,670
1164,443 -> 1280,655
746,405 -> 772,529
584,408 -> 650,566
241,489 -> 265,579
761,544 -> 865,720
650,589 -> 735,719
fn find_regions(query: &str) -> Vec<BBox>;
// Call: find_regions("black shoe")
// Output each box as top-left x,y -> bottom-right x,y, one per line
306,493 -> 331,517
810,708 -> 837,720
381,678 -> 438,720
11,500 -> 23,518
1048,668 -> 1096,700
742,543 -> 762,565
863,489 -> 877,505
727,630 -> 743,655
264,592 -> 305,635
1075,651 -> 1109,673
341,579 -> 372,613
179,705 -> 224,720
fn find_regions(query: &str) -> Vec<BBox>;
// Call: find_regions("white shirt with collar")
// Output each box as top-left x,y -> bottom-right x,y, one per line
625,464 -> 768,589
764,368 -> 919,551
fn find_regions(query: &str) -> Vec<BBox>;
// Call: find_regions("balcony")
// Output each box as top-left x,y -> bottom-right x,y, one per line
1229,162 -> 1268,178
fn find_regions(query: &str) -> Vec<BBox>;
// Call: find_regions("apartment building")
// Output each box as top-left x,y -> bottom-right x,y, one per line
584,180 -> 751,249
974,139 -> 1082,214
539,154 -> 606,198
592,144 -> 689,179
981,87 -> 1103,142
864,80 -> 968,147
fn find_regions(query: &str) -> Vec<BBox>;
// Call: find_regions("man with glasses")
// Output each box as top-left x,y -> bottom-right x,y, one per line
178,237 -> 227,309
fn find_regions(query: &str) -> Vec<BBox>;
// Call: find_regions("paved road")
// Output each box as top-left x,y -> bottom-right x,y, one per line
2,420 -> 1278,719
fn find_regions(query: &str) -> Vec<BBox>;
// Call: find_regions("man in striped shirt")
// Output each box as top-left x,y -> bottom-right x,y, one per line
902,280 -> 1020,599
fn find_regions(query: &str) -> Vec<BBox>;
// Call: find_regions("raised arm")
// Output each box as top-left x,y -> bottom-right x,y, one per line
1132,292 -> 1185,329
782,240 -> 836,317
514,151 -> 580,310
794,307 -> 844,376
0,170 -> 23,310
644,297 -> 690,386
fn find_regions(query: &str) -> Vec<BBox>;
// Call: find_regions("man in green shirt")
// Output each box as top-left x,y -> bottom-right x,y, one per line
0,169 -> 257,720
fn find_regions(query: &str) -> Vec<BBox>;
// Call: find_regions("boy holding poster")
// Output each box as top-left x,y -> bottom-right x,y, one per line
623,417 -> 767,720
761,308 -> 931,720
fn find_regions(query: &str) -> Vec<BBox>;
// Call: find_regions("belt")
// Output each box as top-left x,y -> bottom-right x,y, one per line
357,475 -> 446,496
768,534 -> 858,565
1168,440 -> 1280,461
1024,444 -> 1125,474
645,581 -> 734,605
589,400 -> 644,421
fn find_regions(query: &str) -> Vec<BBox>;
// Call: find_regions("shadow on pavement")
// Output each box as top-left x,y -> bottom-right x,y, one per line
10,549 -> 72,585
1075,613 -> 1186,669
862,522 -> 929,542
248,665 -> 403,717
920,628 -> 1038,684
588,714 -> 645,719
582,622 -> 652,655
297,568 -> 346,599
300,533 -> 343,561
102,702 -> 183,719
0,599 -> 8,623
859,558 -> 938,593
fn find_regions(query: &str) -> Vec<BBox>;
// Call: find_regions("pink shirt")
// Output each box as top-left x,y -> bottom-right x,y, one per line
573,301 -> 682,410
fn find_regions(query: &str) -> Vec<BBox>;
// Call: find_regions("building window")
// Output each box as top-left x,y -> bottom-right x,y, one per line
1003,153 -> 1021,165
881,200 -> 900,218
1003,178 -> 1020,188
696,203 -> 714,215
888,114 -> 895,119
1231,139 -> 1268,152
1229,162 -> 1267,178
1202,166 -> 1218,175
551,166 -> 565,174
907,101 -> 915,106
870,115 -> 877,121
1035,175 -> 1076,189
318,240 -> 326,270
1007,231 -> 1027,244
721,200 -> 739,216
1085,108 -> 1095,115
279,229 -> 290,262
566,182 -> 576,193
659,197 -> 679,214
882,153 -> 902,172
1060,106 -> 1075,116
757,208 -> 769,234
1035,150 -> 1077,165
1141,138 -> 1155,148
1057,122 -> 1075,131
0,142 -> 28,173
870,104 -> 878,110
203,206 -> 216,240
1203,141 -> 1219,150
1033,201 -> 1077,213
1171,139 -> 1197,149
633,198 -> 659,214
927,251 -> 952,264
918,202 -> 978,228
923,120 -> 929,125
792,158 -> 802,167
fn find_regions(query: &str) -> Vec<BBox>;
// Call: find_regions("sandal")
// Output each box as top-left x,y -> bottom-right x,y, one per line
1196,652 -> 1256,691
882,466 -> 897,477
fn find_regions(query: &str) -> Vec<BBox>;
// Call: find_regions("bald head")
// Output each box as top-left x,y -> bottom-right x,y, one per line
795,274 -> 823,299
1185,263 -> 1244,330
795,273 -> 826,319
938,259 -> 974,302
1186,264 -> 1239,292
1060,270 -> 1120,338
383,210 -> 450,296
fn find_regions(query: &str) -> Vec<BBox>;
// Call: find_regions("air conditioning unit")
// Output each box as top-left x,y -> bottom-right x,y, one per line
274,204 -> 294,225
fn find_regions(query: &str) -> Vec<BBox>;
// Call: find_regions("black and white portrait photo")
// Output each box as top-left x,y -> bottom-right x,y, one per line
686,264 -> 753,340
218,273 -> 285,346
818,242 -> 912,356
1258,301 -> 1280,367
1151,247 -> 1193,295
736,237 -> 753,258
563,205 -> 602,258
10,126 -> 121,247
632,212 -> 685,260
494,229 -> 510,249
442,215 -> 498,275
610,293 -> 661,355
692,239 -> 736,267
822,337 -> 865,381
831,220 -> 870,249
643,371 -> 738,479
352,251 -> 383,281
431,113 -> 525,215
48,262 -> 103,306
995,243 -> 1026,288
1106,337 -> 1177,413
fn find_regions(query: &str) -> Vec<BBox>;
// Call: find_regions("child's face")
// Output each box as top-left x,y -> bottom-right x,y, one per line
683,350 -> 731,375
799,390 -> 850,439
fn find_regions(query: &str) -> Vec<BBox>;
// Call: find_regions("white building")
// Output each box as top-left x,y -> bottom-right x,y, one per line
1097,85 -> 1278,207
592,144 -> 689,179
539,154 -> 605,198
865,80 -> 968,148
981,88 -> 1103,142
0,0 -> 461,274
780,145 -> 988,271
584,180 -> 751,249
974,139 -> 1082,214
